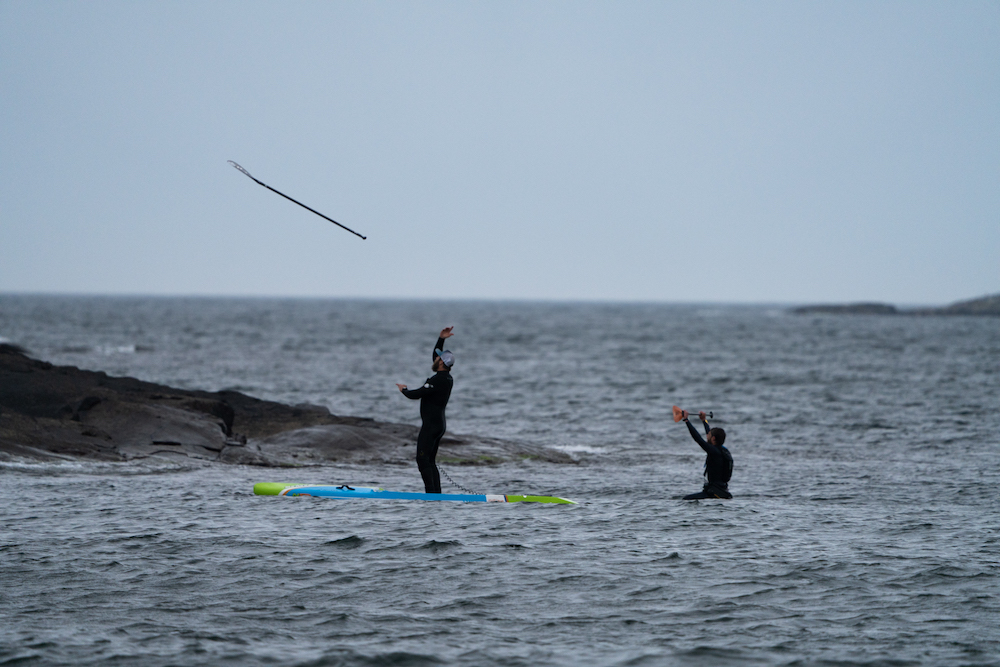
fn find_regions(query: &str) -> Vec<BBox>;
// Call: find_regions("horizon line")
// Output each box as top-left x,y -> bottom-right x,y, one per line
2,289 -> 986,309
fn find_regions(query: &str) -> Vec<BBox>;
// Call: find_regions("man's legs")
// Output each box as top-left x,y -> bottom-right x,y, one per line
415,425 -> 443,494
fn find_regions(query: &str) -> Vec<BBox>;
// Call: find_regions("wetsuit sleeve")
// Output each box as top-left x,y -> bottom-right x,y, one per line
402,376 -> 446,401
401,383 -> 432,400
433,337 -> 446,360
685,419 -> 711,452
702,419 -> 711,436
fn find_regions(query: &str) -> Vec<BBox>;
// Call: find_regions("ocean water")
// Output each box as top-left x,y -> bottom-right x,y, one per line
1,295 -> 999,666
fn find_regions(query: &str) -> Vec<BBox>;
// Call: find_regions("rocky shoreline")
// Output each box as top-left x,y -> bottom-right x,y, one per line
0,344 -> 574,467
790,292 -> 1000,316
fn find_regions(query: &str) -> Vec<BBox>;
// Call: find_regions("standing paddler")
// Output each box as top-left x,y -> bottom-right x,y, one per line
675,407 -> 733,500
396,327 -> 455,493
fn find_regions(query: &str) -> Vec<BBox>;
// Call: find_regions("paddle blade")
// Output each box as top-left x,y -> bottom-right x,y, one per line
672,405 -> 684,422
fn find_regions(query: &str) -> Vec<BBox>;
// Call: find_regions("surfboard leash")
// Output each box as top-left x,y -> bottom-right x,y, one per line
439,465 -> 478,495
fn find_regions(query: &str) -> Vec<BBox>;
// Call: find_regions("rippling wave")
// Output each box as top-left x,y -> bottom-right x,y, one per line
1,295 -> 998,665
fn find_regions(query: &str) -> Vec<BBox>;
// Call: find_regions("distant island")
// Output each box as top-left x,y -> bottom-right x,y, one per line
790,292 -> 1000,316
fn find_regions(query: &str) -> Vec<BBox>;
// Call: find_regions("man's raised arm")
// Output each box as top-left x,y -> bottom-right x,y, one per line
434,326 -> 454,358
681,409 -> 710,452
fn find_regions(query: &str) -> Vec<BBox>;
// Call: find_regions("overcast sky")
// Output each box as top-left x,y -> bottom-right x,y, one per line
1,1 -> 997,304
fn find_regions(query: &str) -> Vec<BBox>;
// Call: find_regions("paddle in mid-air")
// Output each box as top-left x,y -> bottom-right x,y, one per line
228,160 -> 366,240
673,406 -> 733,499
397,327 -> 455,494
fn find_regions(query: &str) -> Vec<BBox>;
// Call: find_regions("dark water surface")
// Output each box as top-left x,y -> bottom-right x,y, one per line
1,296 -> 999,666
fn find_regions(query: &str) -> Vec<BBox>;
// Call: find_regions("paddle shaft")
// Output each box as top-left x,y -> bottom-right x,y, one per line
672,405 -> 714,422
229,161 -> 366,240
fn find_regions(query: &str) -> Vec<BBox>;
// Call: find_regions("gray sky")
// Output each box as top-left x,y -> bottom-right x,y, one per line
2,1 -> 997,304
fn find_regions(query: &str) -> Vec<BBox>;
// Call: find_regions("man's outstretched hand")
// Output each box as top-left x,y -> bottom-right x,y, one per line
681,409 -> 690,421
699,411 -> 707,421
395,383 -> 407,392
439,326 -> 454,339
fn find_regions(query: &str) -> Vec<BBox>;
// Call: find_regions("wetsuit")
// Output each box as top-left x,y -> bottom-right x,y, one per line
401,337 -> 453,494
683,418 -> 733,500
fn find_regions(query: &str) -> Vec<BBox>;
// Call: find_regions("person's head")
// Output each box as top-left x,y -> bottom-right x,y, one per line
433,349 -> 455,372
707,427 -> 726,447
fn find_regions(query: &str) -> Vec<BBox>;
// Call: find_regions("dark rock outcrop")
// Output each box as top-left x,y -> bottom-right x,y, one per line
0,345 -> 574,466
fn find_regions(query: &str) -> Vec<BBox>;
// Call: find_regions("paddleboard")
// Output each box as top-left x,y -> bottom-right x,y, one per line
253,483 -> 575,504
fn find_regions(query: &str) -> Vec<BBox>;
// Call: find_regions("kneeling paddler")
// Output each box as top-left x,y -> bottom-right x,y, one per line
677,408 -> 733,500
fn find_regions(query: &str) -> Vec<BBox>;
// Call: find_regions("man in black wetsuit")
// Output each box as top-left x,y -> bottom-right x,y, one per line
396,327 -> 455,494
680,409 -> 733,500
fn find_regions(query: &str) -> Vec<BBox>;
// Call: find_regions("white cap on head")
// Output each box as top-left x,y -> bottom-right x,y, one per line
434,349 -> 455,368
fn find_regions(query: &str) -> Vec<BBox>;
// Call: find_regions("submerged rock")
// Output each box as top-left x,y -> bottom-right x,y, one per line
0,345 -> 574,466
